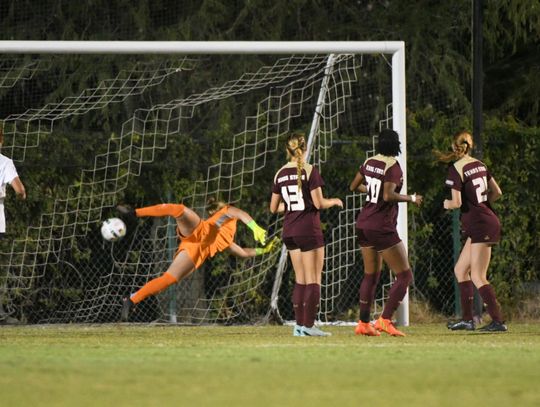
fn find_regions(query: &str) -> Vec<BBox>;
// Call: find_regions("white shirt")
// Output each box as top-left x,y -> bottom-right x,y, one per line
0,153 -> 18,199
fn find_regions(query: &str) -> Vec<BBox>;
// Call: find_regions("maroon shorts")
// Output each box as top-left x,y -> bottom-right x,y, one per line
356,228 -> 401,252
283,235 -> 325,252
463,222 -> 501,244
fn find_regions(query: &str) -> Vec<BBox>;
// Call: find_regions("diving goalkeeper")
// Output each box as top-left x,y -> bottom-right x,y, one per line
118,198 -> 278,321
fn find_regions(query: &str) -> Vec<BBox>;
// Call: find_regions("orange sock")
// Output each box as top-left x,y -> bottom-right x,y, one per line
135,204 -> 185,218
130,272 -> 178,304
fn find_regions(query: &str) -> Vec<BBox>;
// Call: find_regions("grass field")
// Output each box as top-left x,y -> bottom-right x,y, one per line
1,323 -> 539,407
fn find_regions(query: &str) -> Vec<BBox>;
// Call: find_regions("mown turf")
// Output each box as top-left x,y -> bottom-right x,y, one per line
1,323 -> 539,407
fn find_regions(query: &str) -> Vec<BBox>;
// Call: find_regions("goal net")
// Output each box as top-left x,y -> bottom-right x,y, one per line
0,42 -> 407,324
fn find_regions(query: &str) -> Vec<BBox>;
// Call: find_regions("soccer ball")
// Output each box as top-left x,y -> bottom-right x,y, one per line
100,217 -> 126,242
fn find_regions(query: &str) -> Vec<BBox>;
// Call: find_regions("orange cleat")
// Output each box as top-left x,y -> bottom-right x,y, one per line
354,321 -> 381,336
374,317 -> 406,337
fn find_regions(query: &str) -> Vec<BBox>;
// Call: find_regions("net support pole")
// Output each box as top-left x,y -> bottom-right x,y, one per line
392,44 -> 409,326
266,54 -> 337,324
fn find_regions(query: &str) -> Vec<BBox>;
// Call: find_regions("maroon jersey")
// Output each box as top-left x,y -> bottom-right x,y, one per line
355,154 -> 403,232
272,162 -> 324,238
445,156 -> 500,236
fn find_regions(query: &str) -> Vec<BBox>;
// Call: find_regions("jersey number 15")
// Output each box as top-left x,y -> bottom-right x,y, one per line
281,185 -> 305,211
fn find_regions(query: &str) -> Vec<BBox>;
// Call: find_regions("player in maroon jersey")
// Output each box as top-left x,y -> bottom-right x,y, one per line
270,132 -> 343,337
437,131 -> 507,332
349,129 -> 423,337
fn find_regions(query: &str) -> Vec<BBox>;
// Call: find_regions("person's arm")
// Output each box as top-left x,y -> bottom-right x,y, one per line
227,237 -> 280,258
383,182 -> 423,206
226,205 -> 256,225
310,187 -> 343,210
349,171 -> 367,193
227,242 -> 256,258
10,176 -> 26,200
443,189 -> 461,210
226,205 -> 267,244
487,177 -> 502,204
269,193 -> 283,214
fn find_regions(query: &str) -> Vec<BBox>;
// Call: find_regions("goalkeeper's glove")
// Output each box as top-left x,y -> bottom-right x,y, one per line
247,220 -> 267,245
255,236 -> 280,255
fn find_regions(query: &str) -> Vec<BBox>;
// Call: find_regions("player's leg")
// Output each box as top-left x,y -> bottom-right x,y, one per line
288,247 -> 307,336
471,243 -> 507,331
121,251 -> 196,321
300,246 -> 330,336
0,212 -> 18,325
355,245 -> 382,336
134,203 -> 185,218
118,203 -> 200,236
448,238 -> 475,330
374,242 -> 412,336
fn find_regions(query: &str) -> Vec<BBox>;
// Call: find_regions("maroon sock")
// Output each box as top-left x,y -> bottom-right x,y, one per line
458,280 -> 474,321
303,283 -> 321,328
370,271 -> 382,305
381,269 -> 413,320
478,284 -> 503,322
359,273 -> 378,322
292,283 -> 306,326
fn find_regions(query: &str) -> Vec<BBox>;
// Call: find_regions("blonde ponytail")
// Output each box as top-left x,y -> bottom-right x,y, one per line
434,131 -> 474,163
286,132 -> 306,191
295,148 -> 304,191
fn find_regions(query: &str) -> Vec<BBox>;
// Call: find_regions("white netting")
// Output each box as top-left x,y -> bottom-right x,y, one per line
3,57 -> 198,161
0,57 -> 51,89
0,51 -> 396,324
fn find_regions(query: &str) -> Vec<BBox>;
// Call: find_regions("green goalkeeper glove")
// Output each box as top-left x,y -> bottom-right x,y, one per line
255,236 -> 280,255
247,220 -> 267,245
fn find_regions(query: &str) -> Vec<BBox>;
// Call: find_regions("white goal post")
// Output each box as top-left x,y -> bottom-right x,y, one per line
0,41 -> 409,325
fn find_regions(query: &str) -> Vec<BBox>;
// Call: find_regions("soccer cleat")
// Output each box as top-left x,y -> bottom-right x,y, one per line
447,319 -> 476,331
302,325 -> 332,337
477,320 -> 508,332
293,324 -> 304,337
116,204 -> 136,220
121,297 -> 134,322
355,321 -> 381,336
374,317 -> 406,337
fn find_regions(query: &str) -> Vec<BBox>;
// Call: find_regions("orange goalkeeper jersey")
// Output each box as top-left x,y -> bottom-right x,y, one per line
176,205 -> 237,268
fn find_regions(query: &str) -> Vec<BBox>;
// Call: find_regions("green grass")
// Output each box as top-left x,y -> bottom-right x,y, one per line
1,323 -> 539,407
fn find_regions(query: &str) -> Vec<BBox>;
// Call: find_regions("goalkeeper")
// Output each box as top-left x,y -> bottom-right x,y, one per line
118,198 -> 277,321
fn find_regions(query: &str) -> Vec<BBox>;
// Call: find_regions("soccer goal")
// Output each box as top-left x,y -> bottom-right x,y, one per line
0,41 -> 408,325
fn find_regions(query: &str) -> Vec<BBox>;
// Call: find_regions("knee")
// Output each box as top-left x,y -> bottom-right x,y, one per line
453,266 -> 468,281
398,269 -> 413,285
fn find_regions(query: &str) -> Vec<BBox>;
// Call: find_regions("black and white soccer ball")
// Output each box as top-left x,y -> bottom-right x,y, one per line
100,217 -> 127,242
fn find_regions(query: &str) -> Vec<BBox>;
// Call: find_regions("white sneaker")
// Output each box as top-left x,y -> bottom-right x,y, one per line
302,325 -> 332,336
293,324 -> 304,337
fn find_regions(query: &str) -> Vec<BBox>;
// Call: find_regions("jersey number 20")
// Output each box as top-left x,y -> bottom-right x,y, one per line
365,176 -> 382,204
281,185 -> 305,211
